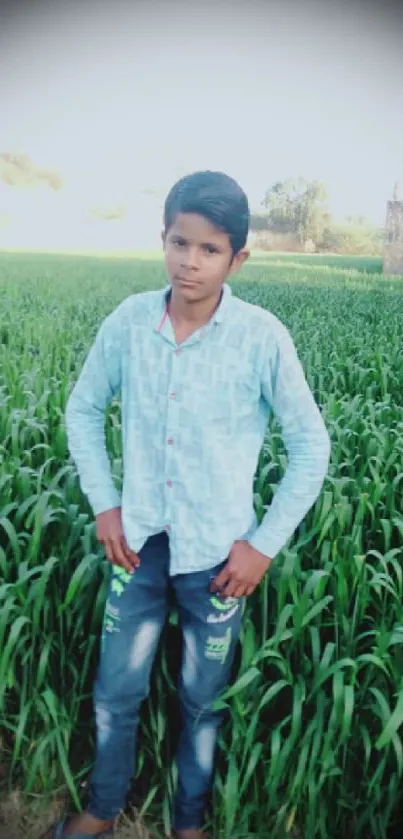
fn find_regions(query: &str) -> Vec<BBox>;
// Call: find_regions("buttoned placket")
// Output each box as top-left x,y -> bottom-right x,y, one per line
156,301 -> 213,537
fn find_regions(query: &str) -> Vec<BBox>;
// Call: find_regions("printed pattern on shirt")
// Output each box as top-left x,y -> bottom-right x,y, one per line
65,282 -> 331,575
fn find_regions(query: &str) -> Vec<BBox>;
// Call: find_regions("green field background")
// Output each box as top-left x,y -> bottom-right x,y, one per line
1,252 -> 403,838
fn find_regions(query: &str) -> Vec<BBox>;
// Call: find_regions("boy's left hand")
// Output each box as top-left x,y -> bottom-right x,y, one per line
210,541 -> 272,599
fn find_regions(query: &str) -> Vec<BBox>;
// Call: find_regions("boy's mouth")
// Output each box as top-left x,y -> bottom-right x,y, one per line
176,277 -> 200,288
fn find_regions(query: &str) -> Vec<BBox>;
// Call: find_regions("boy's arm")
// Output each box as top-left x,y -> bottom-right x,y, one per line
249,322 -> 331,560
65,309 -> 123,516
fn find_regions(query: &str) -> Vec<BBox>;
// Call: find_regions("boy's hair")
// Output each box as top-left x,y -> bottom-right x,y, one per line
164,170 -> 250,255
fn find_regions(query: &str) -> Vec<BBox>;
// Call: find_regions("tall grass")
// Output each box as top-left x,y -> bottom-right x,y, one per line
0,252 -> 403,837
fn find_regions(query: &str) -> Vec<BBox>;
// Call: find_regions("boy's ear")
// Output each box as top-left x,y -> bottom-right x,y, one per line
161,229 -> 166,247
229,248 -> 250,274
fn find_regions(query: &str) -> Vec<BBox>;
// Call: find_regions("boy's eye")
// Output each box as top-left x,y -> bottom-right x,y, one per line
171,239 -> 218,254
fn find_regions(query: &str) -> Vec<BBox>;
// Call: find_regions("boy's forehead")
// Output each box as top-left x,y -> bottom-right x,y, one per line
169,212 -> 229,243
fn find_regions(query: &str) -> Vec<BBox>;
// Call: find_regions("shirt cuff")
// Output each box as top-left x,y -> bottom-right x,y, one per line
248,525 -> 287,562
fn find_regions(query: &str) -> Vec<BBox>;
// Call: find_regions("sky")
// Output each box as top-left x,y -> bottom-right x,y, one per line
0,0 -> 403,250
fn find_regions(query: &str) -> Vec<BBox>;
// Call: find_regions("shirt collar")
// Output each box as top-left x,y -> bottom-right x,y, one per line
155,281 -> 232,332
213,282 -> 233,323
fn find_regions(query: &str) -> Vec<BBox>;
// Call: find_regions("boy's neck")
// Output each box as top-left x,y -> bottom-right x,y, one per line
167,285 -> 224,326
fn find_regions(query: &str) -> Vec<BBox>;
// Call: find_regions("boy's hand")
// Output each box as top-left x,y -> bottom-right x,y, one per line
96,507 -> 140,573
210,541 -> 272,599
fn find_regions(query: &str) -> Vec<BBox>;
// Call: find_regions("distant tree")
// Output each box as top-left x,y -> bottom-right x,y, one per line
345,214 -> 369,226
321,222 -> 383,256
249,212 -> 270,232
0,152 -> 62,190
262,177 -> 331,246
90,204 -> 127,221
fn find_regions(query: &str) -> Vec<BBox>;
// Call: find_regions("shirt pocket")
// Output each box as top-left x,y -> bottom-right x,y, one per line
194,362 -> 260,422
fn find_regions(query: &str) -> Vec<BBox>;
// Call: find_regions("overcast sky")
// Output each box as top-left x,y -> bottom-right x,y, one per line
1,0 -> 402,249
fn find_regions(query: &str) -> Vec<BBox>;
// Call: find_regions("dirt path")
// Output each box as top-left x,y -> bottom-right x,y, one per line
0,789 -> 152,839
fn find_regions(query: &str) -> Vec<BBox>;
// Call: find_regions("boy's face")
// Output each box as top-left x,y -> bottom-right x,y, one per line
162,213 -> 249,306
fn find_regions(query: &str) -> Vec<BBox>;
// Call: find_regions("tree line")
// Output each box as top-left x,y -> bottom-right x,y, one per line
0,152 -> 62,191
0,153 -> 384,254
251,177 -> 384,254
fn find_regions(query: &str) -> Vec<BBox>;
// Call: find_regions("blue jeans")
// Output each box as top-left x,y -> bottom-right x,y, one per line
87,532 -> 243,831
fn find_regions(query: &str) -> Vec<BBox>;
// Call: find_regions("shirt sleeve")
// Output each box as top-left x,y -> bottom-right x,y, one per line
65,307 -> 123,516
248,321 -> 331,560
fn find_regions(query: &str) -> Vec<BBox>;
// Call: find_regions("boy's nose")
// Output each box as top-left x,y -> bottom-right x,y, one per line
181,247 -> 200,270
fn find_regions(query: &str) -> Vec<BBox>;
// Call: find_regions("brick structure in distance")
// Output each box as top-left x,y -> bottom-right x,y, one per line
384,182 -> 403,276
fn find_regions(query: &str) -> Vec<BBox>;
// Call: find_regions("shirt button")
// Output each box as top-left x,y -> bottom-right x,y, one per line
167,437 -> 174,445
169,392 -> 176,400
166,480 -> 172,488
165,524 -> 171,532
175,348 -> 181,355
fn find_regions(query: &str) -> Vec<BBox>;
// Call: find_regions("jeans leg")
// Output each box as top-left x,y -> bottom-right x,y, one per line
87,532 -> 170,821
171,562 -> 243,831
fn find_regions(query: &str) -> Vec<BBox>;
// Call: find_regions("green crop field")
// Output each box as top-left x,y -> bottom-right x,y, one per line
0,251 -> 403,839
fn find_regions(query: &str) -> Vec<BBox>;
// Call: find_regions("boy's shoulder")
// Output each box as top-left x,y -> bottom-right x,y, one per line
106,288 -> 165,326
231,293 -> 289,342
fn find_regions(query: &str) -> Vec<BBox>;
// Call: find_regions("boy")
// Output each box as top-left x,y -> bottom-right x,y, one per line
53,171 -> 331,839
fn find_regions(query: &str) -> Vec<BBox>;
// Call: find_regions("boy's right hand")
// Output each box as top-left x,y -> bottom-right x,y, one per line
95,507 -> 140,572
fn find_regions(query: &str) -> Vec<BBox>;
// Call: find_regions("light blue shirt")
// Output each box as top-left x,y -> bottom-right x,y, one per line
65,282 -> 331,575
